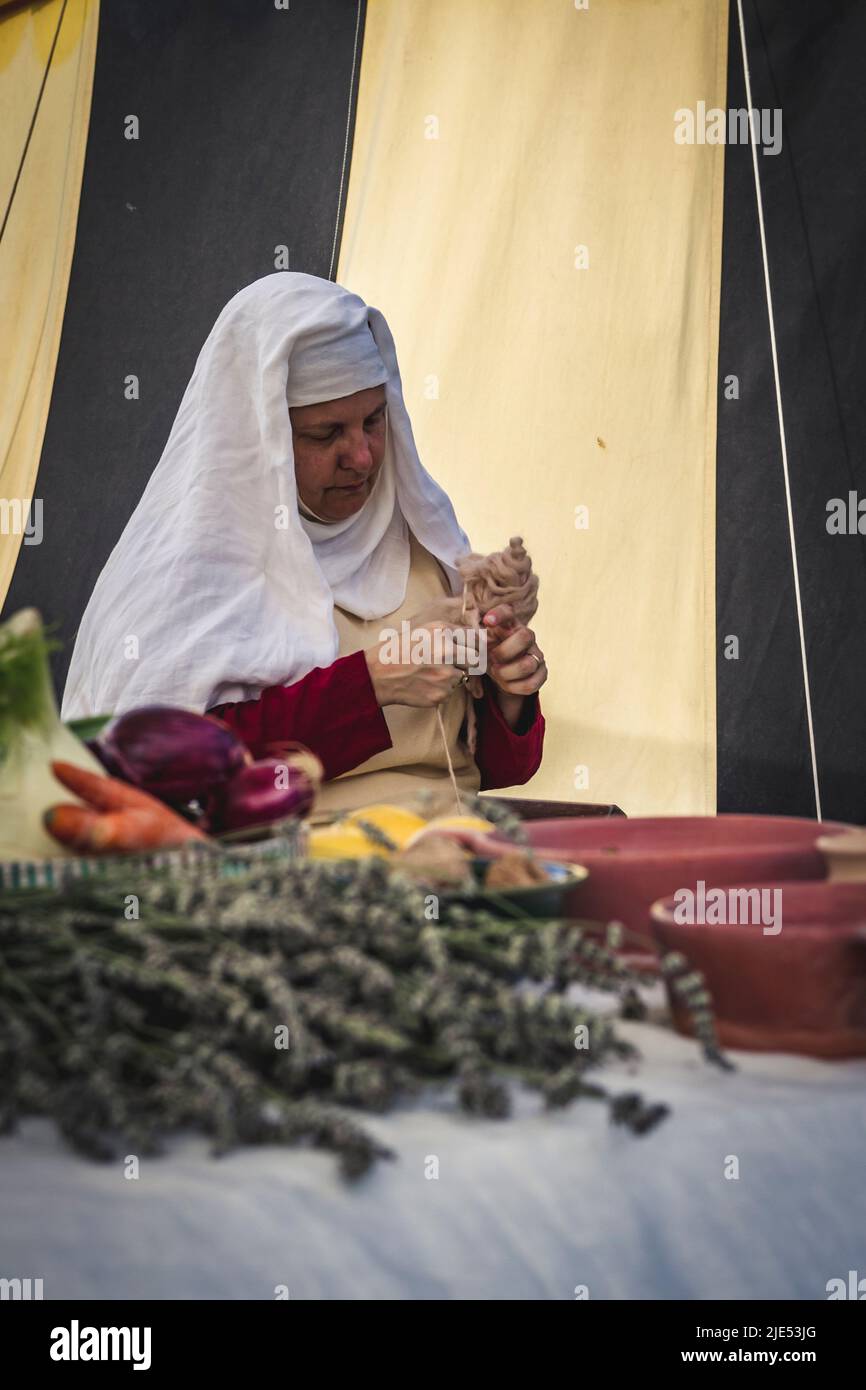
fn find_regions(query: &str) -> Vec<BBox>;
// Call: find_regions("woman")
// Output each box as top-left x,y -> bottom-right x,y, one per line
62,273 -> 548,815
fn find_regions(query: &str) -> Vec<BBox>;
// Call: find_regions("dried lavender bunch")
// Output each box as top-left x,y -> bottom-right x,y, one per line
0,853 -> 680,1178
659,950 -> 735,1070
461,794 -> 530,846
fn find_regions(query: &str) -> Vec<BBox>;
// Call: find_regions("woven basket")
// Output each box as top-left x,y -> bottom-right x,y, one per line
0,818 -> 307,893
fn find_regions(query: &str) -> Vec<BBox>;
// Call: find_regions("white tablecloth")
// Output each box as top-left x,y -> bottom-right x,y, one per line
2,1000 -> 864,1301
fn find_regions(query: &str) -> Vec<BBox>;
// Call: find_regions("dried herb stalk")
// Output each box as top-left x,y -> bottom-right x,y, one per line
0,853 -> 714,1178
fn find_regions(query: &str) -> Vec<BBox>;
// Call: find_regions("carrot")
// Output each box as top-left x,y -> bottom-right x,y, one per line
42,804 -> 102,853
46,761 -> 209,852
44,801 -> 206,853
50,760 -> 167,813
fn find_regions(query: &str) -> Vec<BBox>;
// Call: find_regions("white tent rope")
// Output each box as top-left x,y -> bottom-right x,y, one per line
735,0 -> 822,820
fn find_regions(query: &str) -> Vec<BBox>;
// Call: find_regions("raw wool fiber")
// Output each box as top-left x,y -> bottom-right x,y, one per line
0,846 -> 691,1180
457,535 -> 540,635
438,537 -> 540,804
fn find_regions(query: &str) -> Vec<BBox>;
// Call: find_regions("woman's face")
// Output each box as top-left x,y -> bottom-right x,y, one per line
290,384 -> 388,521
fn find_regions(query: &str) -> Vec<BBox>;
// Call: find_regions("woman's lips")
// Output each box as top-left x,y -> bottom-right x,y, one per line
332,480 -> 367,492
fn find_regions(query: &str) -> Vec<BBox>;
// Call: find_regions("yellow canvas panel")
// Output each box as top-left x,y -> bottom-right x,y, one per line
339,0 -> 727,815
0,0 -> 99,604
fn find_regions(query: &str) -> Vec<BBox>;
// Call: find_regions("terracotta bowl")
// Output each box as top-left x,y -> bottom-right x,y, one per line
817,828 -> 866,883
496,815 -> 853,956
650,880 -> 866,1057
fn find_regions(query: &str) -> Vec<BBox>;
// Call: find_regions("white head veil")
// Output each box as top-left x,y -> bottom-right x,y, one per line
61,272 -> 472,719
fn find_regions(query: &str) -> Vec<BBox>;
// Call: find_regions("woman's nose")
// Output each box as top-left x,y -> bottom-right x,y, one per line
339,430 -> 374,473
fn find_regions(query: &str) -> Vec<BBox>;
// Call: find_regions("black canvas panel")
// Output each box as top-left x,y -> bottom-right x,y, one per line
717,0 -> 866,823
3,0 -> 366,698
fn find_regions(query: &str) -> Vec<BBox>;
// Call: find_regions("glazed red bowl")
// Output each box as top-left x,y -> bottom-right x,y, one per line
650,880 -> 866,1057
496,816 -> 853,954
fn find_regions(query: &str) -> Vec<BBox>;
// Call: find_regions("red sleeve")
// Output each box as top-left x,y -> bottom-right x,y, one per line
208,649 -> 392,781
472,676 -> 546,791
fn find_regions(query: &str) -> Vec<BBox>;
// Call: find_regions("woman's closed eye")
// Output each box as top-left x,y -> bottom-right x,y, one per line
304,406 -> 386,444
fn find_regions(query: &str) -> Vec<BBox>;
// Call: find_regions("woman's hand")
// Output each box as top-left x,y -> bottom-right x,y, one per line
364,612 -> 480,709
482,603 -> 547,725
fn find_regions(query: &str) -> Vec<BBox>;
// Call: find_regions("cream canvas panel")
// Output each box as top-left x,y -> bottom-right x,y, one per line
0,0 -> 100,605
338,0 -> 727,815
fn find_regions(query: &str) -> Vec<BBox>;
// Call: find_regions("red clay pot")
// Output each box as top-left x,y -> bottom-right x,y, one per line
650,881 -> 866,1057
501,816 -> 852,954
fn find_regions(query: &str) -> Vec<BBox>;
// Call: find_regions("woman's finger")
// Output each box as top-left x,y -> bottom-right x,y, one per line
493,659 -> 548,697
489,625 -> 535,667
493,651 -> 544,684
482,603 -> 516,642
406,620 -> 483,665
488,638 -> 547,688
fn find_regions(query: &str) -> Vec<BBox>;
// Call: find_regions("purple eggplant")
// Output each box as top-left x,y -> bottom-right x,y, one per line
207,750 -> 322,833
